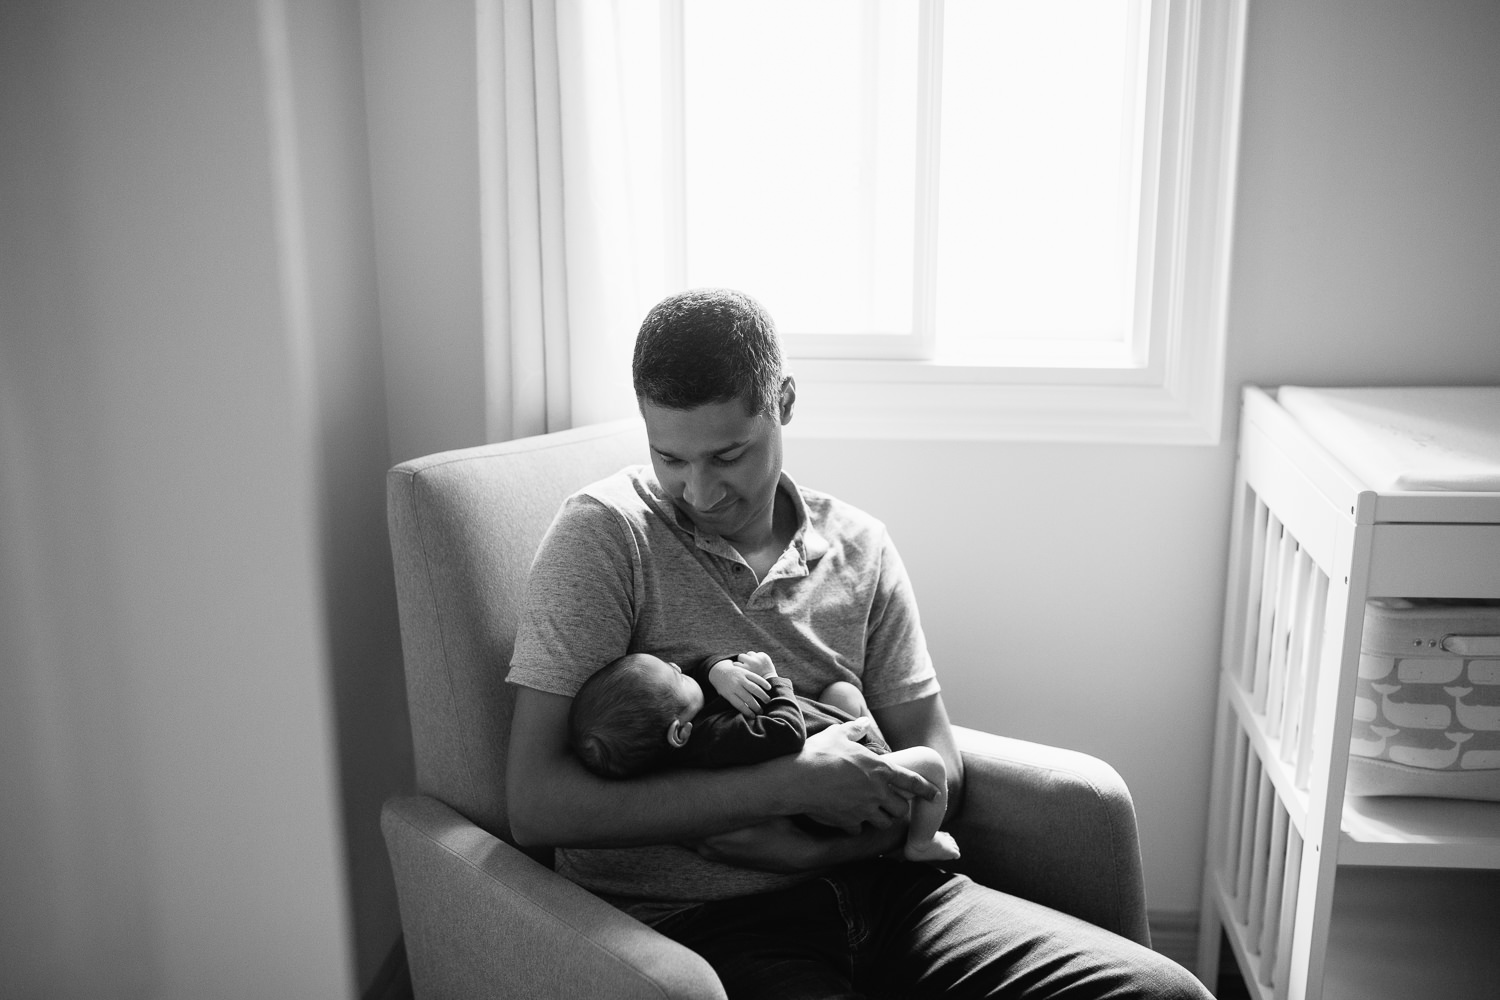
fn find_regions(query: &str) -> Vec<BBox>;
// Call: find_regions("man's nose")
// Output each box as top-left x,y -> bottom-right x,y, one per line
682,466 -> 721,509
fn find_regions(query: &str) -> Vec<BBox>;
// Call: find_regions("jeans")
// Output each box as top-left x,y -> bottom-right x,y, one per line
652,859 -> 1212,1000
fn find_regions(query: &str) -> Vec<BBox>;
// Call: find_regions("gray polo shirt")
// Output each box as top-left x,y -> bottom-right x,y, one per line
507,465 -> 937,916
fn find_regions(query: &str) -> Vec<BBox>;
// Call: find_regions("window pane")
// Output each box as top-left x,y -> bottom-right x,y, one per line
936,0 -> 1147,356
683,0 -> 918,336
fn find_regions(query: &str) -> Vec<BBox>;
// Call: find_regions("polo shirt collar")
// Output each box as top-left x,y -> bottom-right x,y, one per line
651,469 -> 829,568
782,471 -> 830,564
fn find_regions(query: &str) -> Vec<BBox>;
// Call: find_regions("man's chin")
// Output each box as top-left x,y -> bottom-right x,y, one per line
680,499 -> 740,532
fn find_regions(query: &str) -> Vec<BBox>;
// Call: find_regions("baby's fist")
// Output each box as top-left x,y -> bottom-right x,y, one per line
736,650 -> 777,678
708,660 -> 771,718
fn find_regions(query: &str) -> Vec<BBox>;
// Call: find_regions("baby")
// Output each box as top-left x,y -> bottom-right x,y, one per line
568,649 -> 959,863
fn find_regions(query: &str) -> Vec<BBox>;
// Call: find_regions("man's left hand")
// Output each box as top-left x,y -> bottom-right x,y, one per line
690,816 -> 905,873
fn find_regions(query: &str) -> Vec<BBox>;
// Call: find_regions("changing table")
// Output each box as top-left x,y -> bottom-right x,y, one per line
1196,386 -> 1500,1000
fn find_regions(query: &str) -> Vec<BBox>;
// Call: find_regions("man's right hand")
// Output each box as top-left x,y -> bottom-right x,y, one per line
789,720 -> 938,833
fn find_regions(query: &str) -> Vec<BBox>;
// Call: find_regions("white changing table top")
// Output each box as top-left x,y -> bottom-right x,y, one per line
1277,386 -> 1500,493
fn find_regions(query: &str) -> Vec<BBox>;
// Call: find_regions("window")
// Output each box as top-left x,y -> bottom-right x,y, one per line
680,0 -> 1148,368
562,0 -> 1246,442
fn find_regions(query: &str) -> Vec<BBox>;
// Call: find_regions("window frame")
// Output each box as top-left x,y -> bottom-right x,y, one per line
667,0 -> 1247,445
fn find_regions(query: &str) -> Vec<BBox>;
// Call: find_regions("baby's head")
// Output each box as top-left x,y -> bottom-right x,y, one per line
568,652 -> 706,778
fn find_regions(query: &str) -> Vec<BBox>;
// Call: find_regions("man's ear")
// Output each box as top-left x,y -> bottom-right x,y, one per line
778,375 -> 796,426
667,719 -> 692,748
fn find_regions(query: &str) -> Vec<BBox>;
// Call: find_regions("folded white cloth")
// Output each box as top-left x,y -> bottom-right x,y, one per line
1278,386 -> 1500,492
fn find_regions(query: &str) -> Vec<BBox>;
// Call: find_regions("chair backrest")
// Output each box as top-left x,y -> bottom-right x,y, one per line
386,419 -> 646,842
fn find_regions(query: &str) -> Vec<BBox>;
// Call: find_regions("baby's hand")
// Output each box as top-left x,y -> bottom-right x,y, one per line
734,650 -> 777,679
708,660 -> 772,719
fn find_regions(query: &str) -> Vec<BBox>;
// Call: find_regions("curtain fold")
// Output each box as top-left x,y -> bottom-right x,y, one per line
554,0 -> 671,426
479,0 -> 573,440
479,0 -> 671,439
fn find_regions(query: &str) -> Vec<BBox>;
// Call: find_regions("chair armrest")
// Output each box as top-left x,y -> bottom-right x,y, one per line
382,795 -> 726,1000
947,726 -> 1151,947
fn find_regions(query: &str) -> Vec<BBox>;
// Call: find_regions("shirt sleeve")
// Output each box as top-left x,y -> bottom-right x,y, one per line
859,528 -> 940,711
679,677 -> 808,767
507,493 -> 638,697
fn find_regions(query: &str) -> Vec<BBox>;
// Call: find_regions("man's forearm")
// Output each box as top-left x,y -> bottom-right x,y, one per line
797,819 -> 907,867
508,688 -> 799,847
508,687 -> 937,848
694,816 -> 908,873
515,762 -> 808,848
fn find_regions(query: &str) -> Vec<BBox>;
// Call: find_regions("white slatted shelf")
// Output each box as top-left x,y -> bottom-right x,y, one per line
1339,795 -> 1500,869
1227,677 -> 1311,838
1199,385 -> 1500,1000
1211,879 -> 1276,1000
1234,672 -> 1500,870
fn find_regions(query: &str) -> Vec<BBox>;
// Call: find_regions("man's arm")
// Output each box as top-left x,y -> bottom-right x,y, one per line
506,686 -> 936,848
690,692 -> 963,870
507,687 -> 770,846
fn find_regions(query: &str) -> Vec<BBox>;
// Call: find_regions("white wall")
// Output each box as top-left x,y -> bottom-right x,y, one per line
0,0 -> 402,995
284,0 -> 414,988
789,0 -> 1500,914
362,0 -> 491,465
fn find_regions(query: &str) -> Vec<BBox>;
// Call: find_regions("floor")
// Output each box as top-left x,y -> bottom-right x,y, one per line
1213,933 -> 1253,999
1216,969 -> 1253,999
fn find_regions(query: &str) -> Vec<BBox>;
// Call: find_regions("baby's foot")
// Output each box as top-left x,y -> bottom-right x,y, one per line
904,831 -> 960,862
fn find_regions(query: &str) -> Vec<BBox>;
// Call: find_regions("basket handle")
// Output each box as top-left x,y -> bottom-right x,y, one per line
1441,635 -> 1500,657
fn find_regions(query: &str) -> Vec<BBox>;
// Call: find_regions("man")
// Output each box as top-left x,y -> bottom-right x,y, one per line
506,289 -> 1210,998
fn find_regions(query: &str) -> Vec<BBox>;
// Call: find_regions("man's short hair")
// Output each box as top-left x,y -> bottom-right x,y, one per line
568,655 -> 680,778
632,288 -> 784,416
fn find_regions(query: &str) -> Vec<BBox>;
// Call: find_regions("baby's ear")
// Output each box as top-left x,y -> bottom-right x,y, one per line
667,719 -> 693,748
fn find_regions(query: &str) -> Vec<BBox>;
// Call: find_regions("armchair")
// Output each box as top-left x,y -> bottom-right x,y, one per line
383,420 -> 1152,999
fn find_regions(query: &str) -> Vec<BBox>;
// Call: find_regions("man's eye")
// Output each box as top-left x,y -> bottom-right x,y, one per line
713,453 -> 744,467
656,454 -> 684,467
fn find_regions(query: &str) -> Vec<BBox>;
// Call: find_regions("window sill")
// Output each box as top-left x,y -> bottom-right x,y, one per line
786,358 -> 1224,445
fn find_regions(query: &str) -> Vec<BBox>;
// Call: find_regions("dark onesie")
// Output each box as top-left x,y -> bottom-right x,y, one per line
678,655 -> 890,768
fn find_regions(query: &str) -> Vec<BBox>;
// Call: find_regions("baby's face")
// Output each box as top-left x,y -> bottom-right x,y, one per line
638,654 -> 705,722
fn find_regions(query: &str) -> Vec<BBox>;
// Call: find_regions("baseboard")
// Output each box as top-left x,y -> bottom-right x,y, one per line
1149,909 -> 1201,971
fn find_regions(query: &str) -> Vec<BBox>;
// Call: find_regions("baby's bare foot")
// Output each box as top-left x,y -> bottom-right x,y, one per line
904,831 -> 960,862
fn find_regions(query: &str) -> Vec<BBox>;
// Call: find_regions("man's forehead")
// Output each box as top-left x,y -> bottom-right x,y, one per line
641,400 -> 766,456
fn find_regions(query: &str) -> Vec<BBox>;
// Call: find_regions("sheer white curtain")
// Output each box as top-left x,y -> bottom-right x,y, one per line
552,0 -> 675,426
478,0 -> 569,439
478,0 -> 675,435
